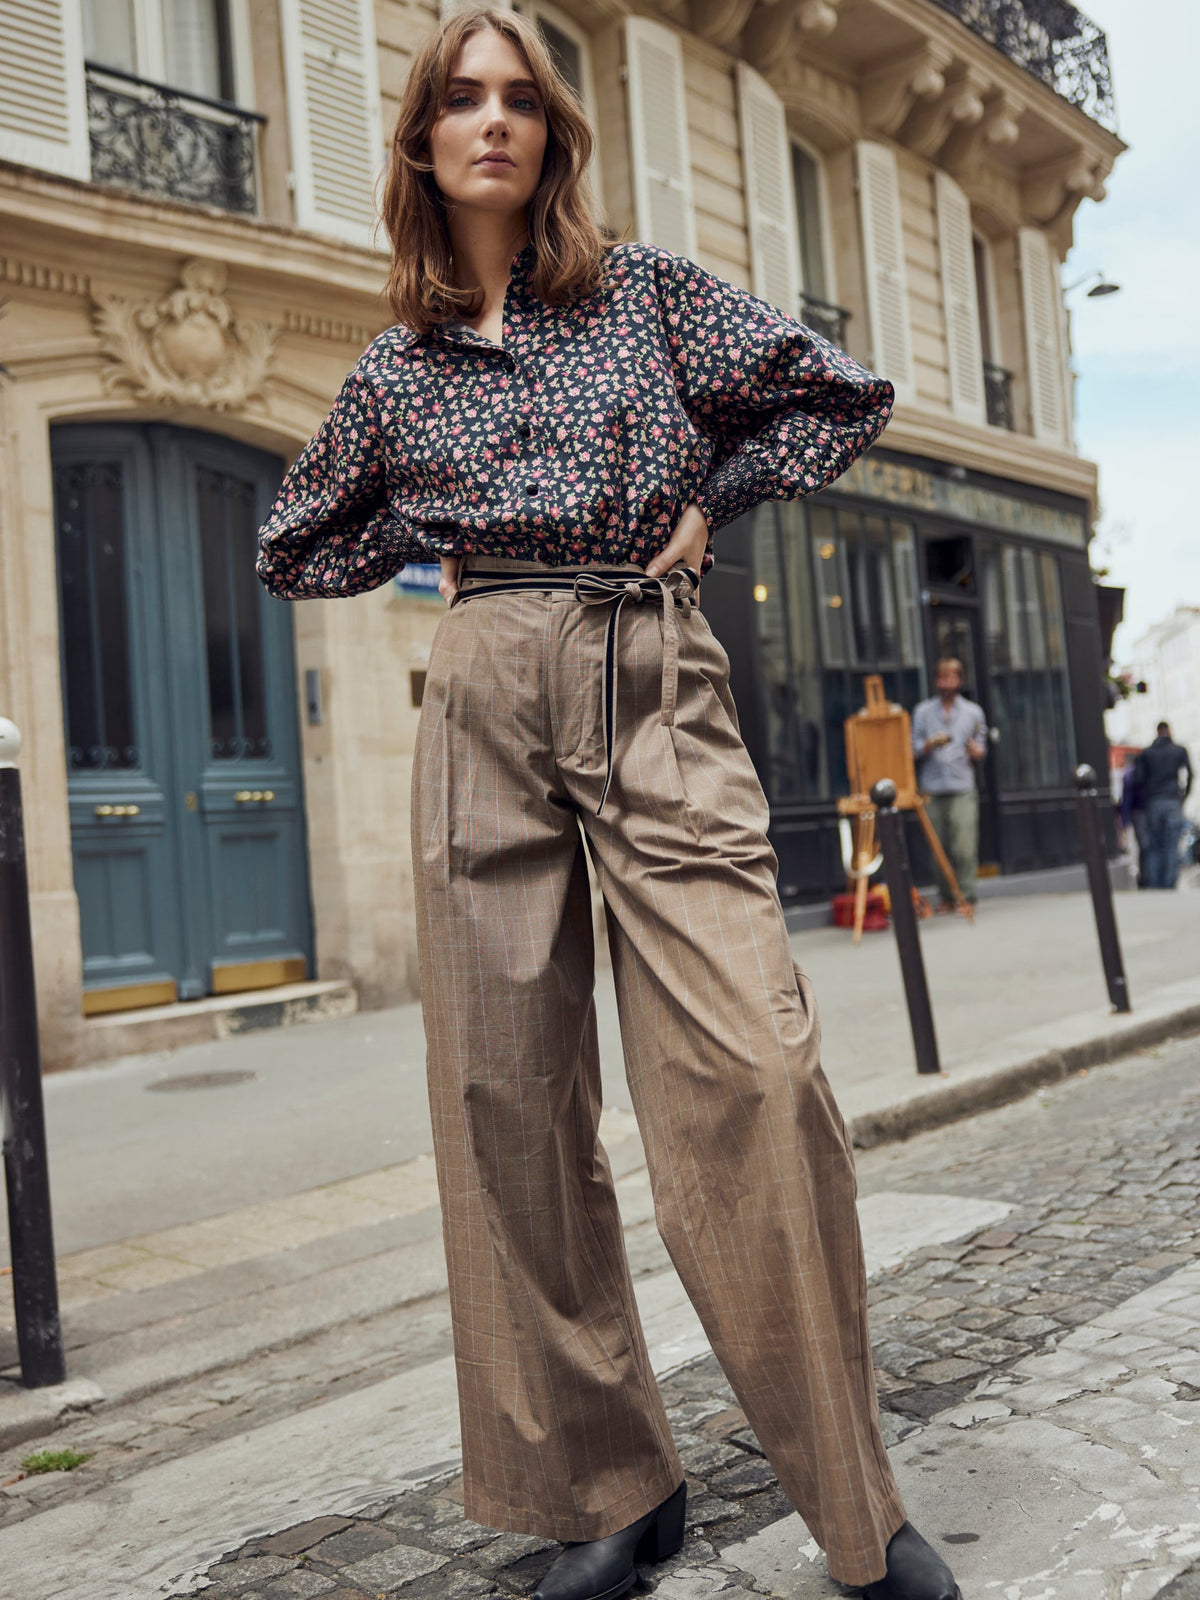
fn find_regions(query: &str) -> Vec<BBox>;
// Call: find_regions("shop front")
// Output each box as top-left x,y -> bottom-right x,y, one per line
703,449 -> 1110,907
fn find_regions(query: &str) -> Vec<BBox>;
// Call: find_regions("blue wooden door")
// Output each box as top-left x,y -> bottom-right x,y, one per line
52,424 -> 313,1013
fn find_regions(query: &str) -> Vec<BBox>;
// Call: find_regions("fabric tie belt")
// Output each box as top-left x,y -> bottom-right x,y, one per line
451,564 -> 699,813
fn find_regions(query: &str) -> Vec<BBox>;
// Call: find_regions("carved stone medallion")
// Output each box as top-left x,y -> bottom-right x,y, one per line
92,258 -> 276,409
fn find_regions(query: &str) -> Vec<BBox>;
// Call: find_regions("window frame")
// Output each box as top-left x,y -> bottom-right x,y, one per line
82,0 -> 254,106
972,231 -> 1001,368
788,134 -> 837,305
514,0 -> 604,214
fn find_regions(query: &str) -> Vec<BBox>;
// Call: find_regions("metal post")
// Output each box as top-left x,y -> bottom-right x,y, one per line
870,780 -> 942,1075
0,718 -> 65,1386
1074,763 -> 1131,1014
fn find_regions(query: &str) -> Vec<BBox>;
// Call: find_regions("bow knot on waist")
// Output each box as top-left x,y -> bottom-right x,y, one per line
451,563 -> 697,814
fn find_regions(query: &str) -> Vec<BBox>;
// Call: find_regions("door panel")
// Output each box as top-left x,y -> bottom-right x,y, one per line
183,436 -> 310,992
53,423 -> 312,1012
54,435 -> 185,1007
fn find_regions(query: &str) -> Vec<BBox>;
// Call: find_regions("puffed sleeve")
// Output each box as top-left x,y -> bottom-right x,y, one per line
255,366 -> 430,599
653,250 -> 895,534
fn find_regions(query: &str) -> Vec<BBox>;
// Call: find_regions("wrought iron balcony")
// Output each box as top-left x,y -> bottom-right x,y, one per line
85,61 -> 264,214
928,0 -> 1117,132
983,361 -> 1016,430
799,293 -> 851,347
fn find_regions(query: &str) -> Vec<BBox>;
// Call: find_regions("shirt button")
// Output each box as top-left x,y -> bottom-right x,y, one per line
518,423 -> 531,439
525,482 -> 540,497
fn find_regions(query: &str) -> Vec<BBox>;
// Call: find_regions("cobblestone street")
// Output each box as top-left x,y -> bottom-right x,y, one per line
161,1031 -> 1200,1600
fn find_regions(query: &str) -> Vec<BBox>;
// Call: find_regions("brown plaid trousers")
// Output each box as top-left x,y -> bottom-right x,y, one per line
410,556 -> 907,1588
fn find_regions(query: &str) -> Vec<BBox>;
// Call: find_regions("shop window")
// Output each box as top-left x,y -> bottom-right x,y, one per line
980,541 -> 1075,790
750,502 -> 825,802
811,506 -> 925,795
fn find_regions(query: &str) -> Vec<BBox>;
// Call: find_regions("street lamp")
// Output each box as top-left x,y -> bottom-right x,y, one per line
1065,270 -> 1121,298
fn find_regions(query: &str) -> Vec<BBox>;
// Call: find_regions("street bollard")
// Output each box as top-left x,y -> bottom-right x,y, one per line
0,718 -> 66,1387
1074,764 -> 1131,1014
870,780 -> 941,1075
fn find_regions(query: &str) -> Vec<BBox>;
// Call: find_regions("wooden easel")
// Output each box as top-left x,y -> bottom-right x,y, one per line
837,676 -> 972,942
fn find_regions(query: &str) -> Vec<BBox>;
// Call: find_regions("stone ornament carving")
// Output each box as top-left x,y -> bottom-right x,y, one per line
796,0 -> 839,36
93,259 -> 276,410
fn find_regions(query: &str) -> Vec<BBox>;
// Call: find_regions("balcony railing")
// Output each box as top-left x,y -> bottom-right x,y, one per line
928,0 -> 1117,133
85,61 -> 264,214
983,361 -> 1016,430
799,293 -> 851,347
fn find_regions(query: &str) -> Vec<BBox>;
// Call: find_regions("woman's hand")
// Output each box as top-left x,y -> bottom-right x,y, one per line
439,555 -> 460,606
645,502 -> 710,581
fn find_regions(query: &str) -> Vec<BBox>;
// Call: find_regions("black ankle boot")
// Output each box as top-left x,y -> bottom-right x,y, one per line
862,1520 -> 961,1599
531,1480 -> 687,1600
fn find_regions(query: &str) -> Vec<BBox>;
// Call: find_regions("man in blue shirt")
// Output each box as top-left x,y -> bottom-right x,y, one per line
1134,722 -> 1193,889
911,658 -> 988,912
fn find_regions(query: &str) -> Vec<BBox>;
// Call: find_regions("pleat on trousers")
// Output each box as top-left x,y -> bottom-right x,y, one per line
410,557 -> 908,1589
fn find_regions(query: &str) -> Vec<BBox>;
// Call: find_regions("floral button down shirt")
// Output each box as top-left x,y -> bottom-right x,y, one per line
254,240 -> 894,598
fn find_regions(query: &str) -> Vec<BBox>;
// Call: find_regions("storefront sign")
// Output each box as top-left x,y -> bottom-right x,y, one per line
837,457 -> 1088,549
393,563 -> 442,597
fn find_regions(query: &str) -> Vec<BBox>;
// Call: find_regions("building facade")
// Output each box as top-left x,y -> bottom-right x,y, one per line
0,0 -> 1122,1066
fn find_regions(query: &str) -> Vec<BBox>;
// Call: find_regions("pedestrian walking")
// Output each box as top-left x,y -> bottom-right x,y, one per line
911,660 -> 987,913
254,11 -> 961,1598
1135,722 -> 1193,890
1119,749 -> 1148,886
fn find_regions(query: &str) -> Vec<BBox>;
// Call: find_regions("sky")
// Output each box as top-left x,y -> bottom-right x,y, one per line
1065,0 -> 1200,661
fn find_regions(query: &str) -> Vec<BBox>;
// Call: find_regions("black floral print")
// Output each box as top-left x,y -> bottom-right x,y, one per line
255,241 -> 893,599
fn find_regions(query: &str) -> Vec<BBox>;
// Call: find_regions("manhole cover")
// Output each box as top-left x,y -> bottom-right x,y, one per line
146,1070 -> 256,1092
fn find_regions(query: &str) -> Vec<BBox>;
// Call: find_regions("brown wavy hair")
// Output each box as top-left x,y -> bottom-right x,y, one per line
381,7 -> 614,333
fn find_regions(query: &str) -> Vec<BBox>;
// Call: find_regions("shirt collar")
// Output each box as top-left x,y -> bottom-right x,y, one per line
431,240 -> 536,349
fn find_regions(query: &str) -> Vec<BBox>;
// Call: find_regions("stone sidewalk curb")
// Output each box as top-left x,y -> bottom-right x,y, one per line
848,997 -> 1200,1149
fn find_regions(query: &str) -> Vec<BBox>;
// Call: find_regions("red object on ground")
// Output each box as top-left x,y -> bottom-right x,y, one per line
831,890 -> 890,931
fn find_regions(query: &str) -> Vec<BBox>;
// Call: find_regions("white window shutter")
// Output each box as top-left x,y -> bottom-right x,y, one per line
736,63 -> 801,318
1018,225 -> 1068,447
934,171 -> 986,425
0,0 -> 89,179
855,141 -> 914,400
1058,291 -> 1076,447
281,0 -> 385,250
624,16 -> 696,258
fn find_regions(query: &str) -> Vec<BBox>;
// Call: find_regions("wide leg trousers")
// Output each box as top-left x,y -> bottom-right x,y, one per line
410,558 -> 908,1589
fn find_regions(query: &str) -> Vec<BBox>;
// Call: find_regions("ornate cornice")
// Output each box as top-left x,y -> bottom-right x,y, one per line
740,0 -> 843,71
860,44 -> 953,137
2,257 -> 92,297
899,62 -> 992,160
283,310 -> 377,347
774,56 -> 860,150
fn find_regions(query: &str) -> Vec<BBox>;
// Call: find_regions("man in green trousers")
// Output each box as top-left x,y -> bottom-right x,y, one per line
912,658 -> 988,913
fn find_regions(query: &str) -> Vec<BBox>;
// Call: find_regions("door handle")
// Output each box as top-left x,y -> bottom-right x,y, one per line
94,804 -> 141,816
234,790 -> 276,803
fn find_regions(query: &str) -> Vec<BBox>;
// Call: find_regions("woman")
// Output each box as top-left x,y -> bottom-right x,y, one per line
255,10 -> 961,1599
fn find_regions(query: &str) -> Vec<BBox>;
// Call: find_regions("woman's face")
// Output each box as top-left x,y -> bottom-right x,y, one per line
428,28 -> 547,222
